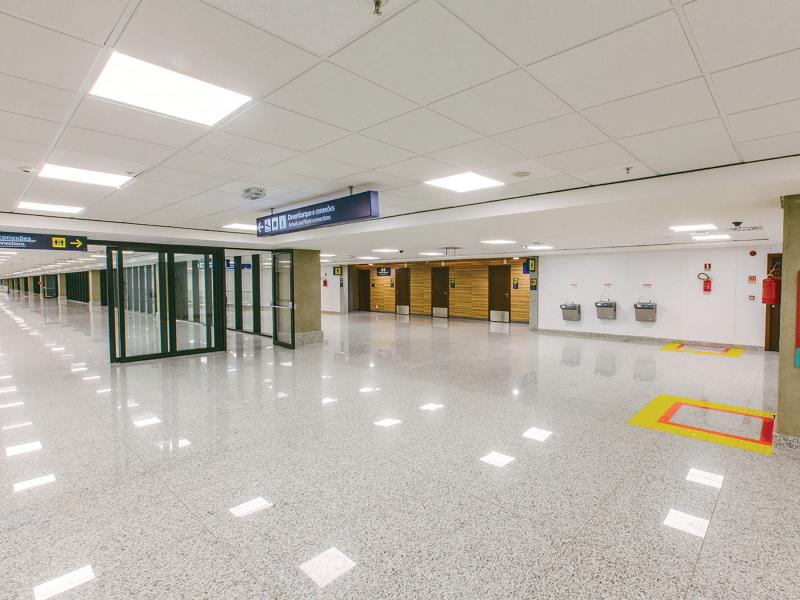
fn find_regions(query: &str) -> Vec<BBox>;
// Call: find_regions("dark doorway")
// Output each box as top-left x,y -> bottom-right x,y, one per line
431,267 -> 449,318
489,265 -> 511,322
765,253 -> 782,352
358,269 -> 371,311
395,267 -> 410,314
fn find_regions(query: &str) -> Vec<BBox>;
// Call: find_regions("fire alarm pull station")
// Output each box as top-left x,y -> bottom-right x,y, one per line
698,272 -> 712,292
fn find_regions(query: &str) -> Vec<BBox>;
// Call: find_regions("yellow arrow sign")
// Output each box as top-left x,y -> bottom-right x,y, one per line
69,239 -> 83,248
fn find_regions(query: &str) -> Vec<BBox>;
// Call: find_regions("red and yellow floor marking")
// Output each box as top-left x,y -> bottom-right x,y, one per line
660,342 -> 744,357
628,394 -> 774,455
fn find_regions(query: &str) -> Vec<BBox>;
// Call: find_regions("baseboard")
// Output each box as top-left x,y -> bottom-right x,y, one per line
535,328 -> 764,351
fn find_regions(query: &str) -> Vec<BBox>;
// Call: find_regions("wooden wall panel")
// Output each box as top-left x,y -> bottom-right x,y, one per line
355,259 -> 530,322
410,263 -> 431,315
367,268 -> 396,313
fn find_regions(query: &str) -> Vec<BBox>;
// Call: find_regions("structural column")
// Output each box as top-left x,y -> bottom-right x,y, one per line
338,265 -> 350,314
88,270 -> 102,304
57,273 -> 67,298
778,195 -> 800,439
293,249 -> 323,346
529,256 -> 540,331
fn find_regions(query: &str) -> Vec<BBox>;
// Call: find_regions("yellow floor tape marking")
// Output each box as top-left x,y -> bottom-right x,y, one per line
660,343 -> 744,357
628,394 -> 773,455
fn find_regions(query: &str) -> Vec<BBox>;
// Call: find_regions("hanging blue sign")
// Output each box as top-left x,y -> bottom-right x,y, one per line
377,267 -> 391,276
257,191 -> 379,237
0,231 -> 87,251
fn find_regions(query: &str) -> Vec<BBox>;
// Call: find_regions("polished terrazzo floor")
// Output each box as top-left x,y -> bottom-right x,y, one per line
1,291 -> 798,599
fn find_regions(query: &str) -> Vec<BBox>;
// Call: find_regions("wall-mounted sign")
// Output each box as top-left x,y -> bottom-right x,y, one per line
377,267 -> 391,276
339,277 -> 343,288
704,263 -> 712,271
530,278 -> 538,291
333,266 -> 342,276
256,191 -> 379,236
390,278 -> 395,288
0,231 -> 87,251
224,259 -> 251,270
450,277 -> 456,288
522,257 -> 537,274
512,277 -> 519,290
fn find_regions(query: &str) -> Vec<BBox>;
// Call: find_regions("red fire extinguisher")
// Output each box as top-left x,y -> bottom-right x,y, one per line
762,270 -> 781,305
698,272 -> 712,292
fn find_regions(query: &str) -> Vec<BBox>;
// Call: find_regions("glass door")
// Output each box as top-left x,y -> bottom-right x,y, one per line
272,250 -> 294,348
225,250 -> 273,338
106,245 -> 225,363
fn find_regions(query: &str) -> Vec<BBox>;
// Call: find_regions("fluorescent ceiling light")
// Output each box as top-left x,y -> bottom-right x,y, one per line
17,201 -> 85,215
320,259 -> 330,263
692,234 -> 731,241
90,51 -> 251,126
222,223 -> 257,232
419,252 -> 443,256
0,251 -> 17,255
358,256 -> 379,260
320,254 -> 336,258
39,163 -> 130,188
372,249 -> 399,253
670,224 -> 717,232
480,240 -> 516,245
425,171 -> 504,193
525,245 -> 554,251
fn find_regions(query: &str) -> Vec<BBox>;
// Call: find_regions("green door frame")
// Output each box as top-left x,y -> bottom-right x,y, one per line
271,249 -> 295,349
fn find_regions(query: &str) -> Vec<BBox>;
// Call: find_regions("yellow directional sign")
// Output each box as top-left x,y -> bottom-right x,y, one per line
0,231 -> 88,252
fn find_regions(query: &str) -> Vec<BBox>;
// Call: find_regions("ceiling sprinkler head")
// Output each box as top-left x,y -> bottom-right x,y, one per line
512,171 -> 530,178
374,0 -> 385,15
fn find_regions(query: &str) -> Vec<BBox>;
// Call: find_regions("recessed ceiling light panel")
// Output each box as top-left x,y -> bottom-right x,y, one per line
525,244 -> 554,251
480,240 -> 516,245
90,52 -> 251,126
371,249 -> 399,253
39,163 -> 130,188
425,172 -> 504,193
692,234 -> 731,241
670,224 -> 717,232
222,223 -> 257,232
357,256 -> 379,260
17,201 -> 85,215
419,252 -> 444,256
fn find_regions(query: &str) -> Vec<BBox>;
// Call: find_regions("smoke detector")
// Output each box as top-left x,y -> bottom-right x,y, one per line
242,187 -> 266,201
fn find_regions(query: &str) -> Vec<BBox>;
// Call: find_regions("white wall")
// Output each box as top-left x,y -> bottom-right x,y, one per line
539,246 -> 780,346
320,265 -> 340,312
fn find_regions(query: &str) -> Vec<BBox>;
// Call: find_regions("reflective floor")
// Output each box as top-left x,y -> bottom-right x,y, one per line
1,291 -> 798,599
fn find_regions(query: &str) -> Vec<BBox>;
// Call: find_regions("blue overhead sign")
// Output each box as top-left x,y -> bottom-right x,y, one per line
257,191 -> 379,237
0,231 -> 87,251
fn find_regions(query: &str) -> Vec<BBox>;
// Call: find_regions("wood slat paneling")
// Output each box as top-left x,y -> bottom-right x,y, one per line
450,263 -> 488,319
410,263 -> 431,315
367,268 -> 396,313
510,261 -> 530,323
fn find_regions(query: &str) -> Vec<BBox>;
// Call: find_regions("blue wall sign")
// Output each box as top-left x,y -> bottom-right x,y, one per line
257,191 -> 379,237
0,231 -> 87,251
376,267 -> 391,276
522,257 -> 537,274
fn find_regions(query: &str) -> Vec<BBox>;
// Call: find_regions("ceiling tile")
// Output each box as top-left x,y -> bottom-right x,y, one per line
202,0 -> 416,57
47,148 -> 150,176
332,0 -> 514,104
116,0 -> 317,98
684,0 -> 800,71
495,113 -> 608,157
235,167 -> 327,190
538,142 -> 635,173
572,162 -> 655,185
0,73 -> 78,122
430,70 -> 571,136
376,156 -> 462,182
155,189 -> 248,217
738,131 -> 800,162
712,49 -> 800,114
619,118 -> 739,173
23,177 -> 113,205
391,182 -> 521,204
0,111 -> 59,146
529,12 -> 700,109
0,0 -> 128,45
267,62 -> 415,131
439,0 -> 670,64
483,158 -> 562,184
188,131 -> 296,168
428,138 -> 528,170
0,138 -> 49,171
70,97 -> 207,148
222,102 -> 348,151
94,188 -> 181,214
583,78 -> 719,138
57,127 -> 175,166
271,154 -> 362,180
0,12 -> 99,91
513,175 -> 589,195
123,177 -> 201,199
163,151 -> 252,179
727,99 -> 800,142
139,166 -> 230,190
311,135 -> 414,169
0,170 -> 31,195
336,170 -> 416,192
361,109 -> 480,154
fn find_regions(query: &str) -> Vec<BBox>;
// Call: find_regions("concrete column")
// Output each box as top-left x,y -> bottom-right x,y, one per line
27,276 -> 33,296
57,273 -> 67,297
778,195 -> 800,439
88,270 -> 102,304
338,265 -> 350,314
292,249 -> 323,346
529,256 -> 540,331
